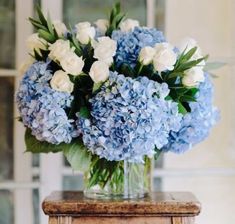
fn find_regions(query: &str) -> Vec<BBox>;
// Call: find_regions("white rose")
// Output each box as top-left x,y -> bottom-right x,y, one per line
48,39 -> 71,61
182,67 -> 205,87
26,33 -> 47,52
76,22 -> 96,44
139,46 -> 156,65
53,20 -> 67,37
60,51 -> 84,76
179,37 -> 205,66
153,43 -> 177,72
93,37 -> 117,66
94,19 -> 109,35
89,61 -> 109,83
50,70 -> 74,93
19,57 -> 35,75
120,19 -> 140,32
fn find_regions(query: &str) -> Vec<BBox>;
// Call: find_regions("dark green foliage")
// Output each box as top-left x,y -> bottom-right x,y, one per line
25,128 -> 67,153
106,2 -> 125,36
68,73 -> 93,120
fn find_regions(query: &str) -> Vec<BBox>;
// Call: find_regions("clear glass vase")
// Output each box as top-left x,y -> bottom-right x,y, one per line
83,157 -> 152,199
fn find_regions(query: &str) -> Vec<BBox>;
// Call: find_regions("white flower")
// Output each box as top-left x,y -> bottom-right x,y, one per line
48,39 -> 72,61
50,70 -> 74,93
120,19 -> 140,32
60,51 -> 84,76
178,37 -> 205,66
139,46 -> 156,65
89,61 -> 109,83
53,20 -> 67,37
26,33 -> 47,52
19,57 -> 35,75
94,19 -> 109,35
153,43 -> 177,72
93,37 -> 117,66
182,67 -> 205,87
75,22 -> 96,44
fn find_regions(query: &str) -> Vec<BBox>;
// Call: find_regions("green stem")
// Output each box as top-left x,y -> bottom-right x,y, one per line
137,63 -> 144,76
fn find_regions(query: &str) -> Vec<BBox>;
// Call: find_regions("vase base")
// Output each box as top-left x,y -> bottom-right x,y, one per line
83,190 -> 149,200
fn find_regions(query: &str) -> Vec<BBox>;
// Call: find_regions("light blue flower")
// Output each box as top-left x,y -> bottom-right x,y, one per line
112,27 -> 165,68
78,72 -> 182,162
16,61 -> 78,144
163,73 -> 219,153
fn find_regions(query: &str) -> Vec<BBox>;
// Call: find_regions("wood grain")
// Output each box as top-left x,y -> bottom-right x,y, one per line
42,191 -> 201,217
172,217 -> 195,224
49,216 -> 172,224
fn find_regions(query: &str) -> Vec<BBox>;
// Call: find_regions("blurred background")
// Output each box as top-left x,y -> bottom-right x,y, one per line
0,0 -> 234,223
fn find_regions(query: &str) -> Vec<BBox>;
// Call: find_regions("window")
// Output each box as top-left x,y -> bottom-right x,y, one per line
0,1 -> 234,224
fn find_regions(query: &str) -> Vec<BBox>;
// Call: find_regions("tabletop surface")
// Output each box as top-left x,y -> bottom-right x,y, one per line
42,191 -> 201,217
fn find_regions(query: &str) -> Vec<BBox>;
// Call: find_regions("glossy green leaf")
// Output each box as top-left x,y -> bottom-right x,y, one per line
25,128 -> 65,153
79,106 -> 90,119
38,29 -> 56,42
36,5 -> 47,26
46,14 -> 55,36
63,140 -> 91,172
178,102 -> 188,115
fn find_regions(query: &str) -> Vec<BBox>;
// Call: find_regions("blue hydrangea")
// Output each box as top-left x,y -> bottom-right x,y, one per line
16,61 -> 78,144
112,27 -> 165,68
78,72 -> 182,162
163,74 -> 219,153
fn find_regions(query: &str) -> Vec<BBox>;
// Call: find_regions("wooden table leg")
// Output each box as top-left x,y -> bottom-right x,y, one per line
172,217 -> 195,224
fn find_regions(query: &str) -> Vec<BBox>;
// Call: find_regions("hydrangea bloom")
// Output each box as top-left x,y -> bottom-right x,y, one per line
163,74 -> 219,153
78,72 -> 182,162
112,27 -> 165,68
16,61 -> 78,144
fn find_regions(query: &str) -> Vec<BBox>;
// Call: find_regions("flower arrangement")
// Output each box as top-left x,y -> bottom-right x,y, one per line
16,3 -> 219,198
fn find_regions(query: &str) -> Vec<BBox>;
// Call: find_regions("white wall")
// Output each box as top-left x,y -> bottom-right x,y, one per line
164,0 -> 235,223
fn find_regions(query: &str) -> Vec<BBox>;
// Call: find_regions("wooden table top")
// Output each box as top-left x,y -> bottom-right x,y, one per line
42,191 -> 201,217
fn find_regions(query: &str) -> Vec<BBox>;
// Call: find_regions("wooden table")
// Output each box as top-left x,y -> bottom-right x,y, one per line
42,191 -> 201,224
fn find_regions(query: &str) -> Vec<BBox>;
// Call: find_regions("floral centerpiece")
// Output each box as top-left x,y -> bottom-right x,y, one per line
16,3 -> 219,199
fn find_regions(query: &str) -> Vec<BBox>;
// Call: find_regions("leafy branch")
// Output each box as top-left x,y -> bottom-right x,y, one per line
161,47 -> 209,114
29,5 -> 57,43
106,2 -> 125,36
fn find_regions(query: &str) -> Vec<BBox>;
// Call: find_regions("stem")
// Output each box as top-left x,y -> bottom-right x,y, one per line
137,63 -> 144,76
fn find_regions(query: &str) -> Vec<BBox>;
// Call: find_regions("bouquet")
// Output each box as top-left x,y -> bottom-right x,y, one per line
16,3 -> 219,199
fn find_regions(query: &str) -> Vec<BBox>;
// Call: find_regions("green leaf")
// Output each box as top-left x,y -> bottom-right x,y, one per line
28,17 -> 47,31
33,49 -> 44,61
176,57 -> 205,71
92,82 -> 103,93
186,88 -> 198,97
71,36 -> 83,56
79,106 -> 90,119
154,147 -> 162,160
25,128 -> 65,153
180,95 -> 196,102
46,14 -> 55,36
178,102 -> 188,115
204,62 -> 226,71
63,139 -> 91,171
175,87 -> 188,95
106,2 -> 125,36
181,47 -> 197,61
119,63 -> 135,77
115,2 -> 121,13
168,71 -> 184,79
35,5 -> 47,26
38,29 -> 55,42
165,95 -> 173,101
